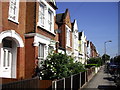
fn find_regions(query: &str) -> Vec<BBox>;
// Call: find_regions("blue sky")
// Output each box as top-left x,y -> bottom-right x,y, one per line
56,2 -> 118,58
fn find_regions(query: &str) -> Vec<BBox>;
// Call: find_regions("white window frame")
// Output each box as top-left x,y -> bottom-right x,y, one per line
48,9 -> 53,31
39,3 -> 46,27
8,0 -> 19,24
37,0 -> 55,35
66,26 -> 71,47
0,30 -> 24,78
0,38 -> 17,78
2,48 -> 12,72
74,35 -> 78,50
38,43 -> 45,59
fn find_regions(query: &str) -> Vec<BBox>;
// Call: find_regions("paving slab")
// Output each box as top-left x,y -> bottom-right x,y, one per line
81,65 -> 117,89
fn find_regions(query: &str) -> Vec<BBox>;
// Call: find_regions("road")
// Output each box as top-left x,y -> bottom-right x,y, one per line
82,65 -> 117,89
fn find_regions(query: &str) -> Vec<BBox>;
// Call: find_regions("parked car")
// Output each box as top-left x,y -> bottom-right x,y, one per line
114,65 -> 120,87
115,74 -> 120,87
108,64 -> 118,75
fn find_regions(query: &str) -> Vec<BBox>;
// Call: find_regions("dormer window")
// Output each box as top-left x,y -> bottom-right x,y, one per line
8,0 -> 19,23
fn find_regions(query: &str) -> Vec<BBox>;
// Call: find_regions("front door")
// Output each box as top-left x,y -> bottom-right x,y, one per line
1,47 -> 12,78
0,38 -> 13,78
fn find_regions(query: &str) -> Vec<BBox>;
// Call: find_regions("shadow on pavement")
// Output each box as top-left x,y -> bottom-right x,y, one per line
104,70 -> 109,73
98,85 -> 117,89
103,77 -> 114,81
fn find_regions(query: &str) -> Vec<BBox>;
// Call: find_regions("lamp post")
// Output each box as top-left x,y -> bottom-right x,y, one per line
104,40 -> 112,63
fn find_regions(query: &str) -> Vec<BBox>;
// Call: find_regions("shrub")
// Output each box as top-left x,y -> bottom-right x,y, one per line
37,53 -> 86,80
87,57 -> 102,67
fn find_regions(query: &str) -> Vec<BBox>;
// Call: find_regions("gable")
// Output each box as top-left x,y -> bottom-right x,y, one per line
64,9 -> 72,28
74,20 -> 78,31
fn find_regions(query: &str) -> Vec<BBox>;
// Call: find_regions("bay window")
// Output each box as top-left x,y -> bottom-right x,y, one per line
38,0 -> 55,34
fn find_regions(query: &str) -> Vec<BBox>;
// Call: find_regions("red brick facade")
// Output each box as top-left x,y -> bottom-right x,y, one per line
1,2 -> 26,83
90,42 -> 98,58
0,1 -> 58,84
56,9 -> 72,53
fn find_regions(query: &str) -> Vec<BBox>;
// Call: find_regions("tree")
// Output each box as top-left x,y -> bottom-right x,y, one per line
113,55 -> 120,64
102,54 -> 110,63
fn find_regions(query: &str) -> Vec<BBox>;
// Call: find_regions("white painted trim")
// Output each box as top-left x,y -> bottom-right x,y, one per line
8,0 -> 19,24
0,30 -> 24,47
25,33 -> 56,60
58,49 -> 65,54
66,25 -> 71,47
37,0 -> 56,35
0,38 -> 18,78
72,20 -> 79,62
64,78 -> 65,90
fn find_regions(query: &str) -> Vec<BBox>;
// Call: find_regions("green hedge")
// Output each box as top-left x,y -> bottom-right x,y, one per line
85,64 -> 99,68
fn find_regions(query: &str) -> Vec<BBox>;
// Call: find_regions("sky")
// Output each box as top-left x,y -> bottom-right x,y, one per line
56,2 -> 118,58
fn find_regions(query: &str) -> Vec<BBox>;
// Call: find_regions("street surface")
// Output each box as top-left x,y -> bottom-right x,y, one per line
82,65 -> 117,89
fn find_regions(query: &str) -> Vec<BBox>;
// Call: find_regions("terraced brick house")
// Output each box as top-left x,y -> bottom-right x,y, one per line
56,9 -> 73,56
78,31 -> 87,64
87,40 -> 91,59
0,0 -> 58,84
72,20 -> 79,62
0,0 -> 26,83
25,0 -> 58,78
90,42 -> 98,58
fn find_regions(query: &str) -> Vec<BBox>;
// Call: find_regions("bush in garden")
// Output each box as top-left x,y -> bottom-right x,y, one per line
38,53 -> 86,80
87,57 -> 102,68
67,61 -> 86,74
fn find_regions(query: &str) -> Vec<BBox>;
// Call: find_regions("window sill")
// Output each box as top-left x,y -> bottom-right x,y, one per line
8,18 -> 19,25
37,23 -> 56,36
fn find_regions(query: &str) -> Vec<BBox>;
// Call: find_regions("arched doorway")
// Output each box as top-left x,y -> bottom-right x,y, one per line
0,30 -> 24,78
1,38 -> 17,78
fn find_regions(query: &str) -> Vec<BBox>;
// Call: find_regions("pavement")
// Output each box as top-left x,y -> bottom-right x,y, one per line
81,65 -> 117,90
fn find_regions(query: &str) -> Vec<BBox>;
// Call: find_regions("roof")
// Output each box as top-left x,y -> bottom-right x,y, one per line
47,0 -> 58,9
71,19 -> 76,32
56,9 -> 69,24
56,13 -> 64,23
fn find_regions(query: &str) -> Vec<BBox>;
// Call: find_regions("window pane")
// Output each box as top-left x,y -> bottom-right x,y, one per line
7,51 -> 10,67
2,39 -> 12,48
39,44 -> 44,58
39,4 -> 45,25
3,50 -> 6,67
9,0 -> 17,21
48,10 -> 52,30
